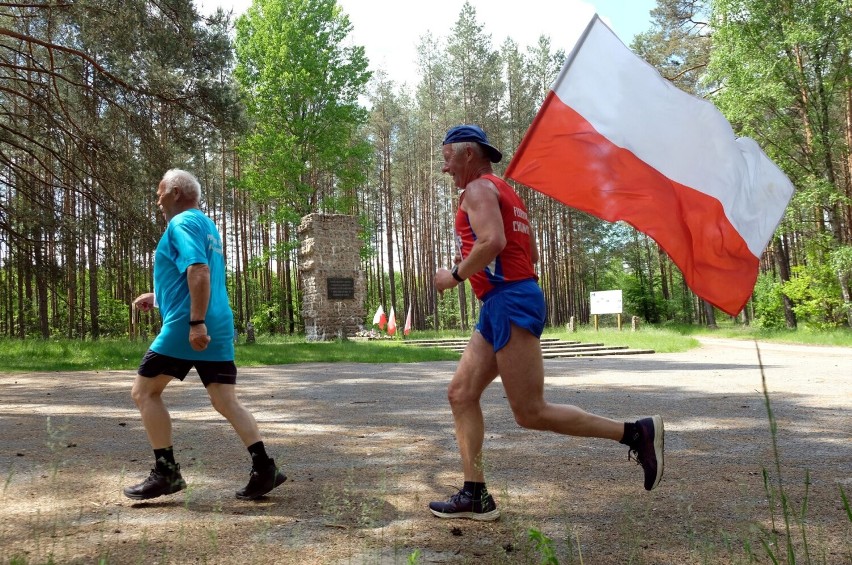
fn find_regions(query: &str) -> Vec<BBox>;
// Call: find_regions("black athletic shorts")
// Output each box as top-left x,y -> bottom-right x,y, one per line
137,349 -> 237,387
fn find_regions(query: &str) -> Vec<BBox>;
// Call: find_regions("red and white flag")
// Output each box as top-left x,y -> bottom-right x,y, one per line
505,15 -> 794,316
387,306 -> 397,336
372,305 -> 386,329
404,304 -> 412,336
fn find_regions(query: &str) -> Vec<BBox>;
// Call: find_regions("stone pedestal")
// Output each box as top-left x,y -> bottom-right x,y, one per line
298,213 -> 366,340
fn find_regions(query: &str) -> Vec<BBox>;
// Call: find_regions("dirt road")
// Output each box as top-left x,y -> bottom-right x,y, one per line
1,338 -> 850,564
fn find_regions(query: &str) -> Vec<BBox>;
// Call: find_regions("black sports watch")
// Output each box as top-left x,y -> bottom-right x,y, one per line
189,319 -> 206,326
451,264 -> 464,283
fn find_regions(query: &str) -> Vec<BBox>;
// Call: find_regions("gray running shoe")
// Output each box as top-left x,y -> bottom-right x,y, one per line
628,415 -> 665,490
235,459 -> 287,500
124,465 -> 186,500
429,488 -> 500,521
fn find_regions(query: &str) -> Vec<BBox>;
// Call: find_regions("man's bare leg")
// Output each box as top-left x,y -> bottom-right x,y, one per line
130,374 -> 175,449
497,325 -> 623,439
447,331 -> 500,481
206,383 -> 286,500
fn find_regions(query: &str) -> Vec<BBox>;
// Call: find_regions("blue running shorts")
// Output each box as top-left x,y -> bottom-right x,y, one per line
476,279 -> 546,352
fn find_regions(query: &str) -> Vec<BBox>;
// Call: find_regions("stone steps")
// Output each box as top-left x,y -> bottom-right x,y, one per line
404,337 -> 655,358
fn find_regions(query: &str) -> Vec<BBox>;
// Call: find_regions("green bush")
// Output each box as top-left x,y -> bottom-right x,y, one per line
783,263 -> 845,329
752,273 -> 787,329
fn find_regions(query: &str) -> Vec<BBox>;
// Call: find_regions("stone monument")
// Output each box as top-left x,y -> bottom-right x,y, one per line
298,213 -> 366,340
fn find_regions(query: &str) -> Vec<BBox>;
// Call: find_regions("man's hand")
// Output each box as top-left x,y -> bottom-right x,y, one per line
434,268 -> 459,294
189,323 -> 211,351
133,293 -> 156,312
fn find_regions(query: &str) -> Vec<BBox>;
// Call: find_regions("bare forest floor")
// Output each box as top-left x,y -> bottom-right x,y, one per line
1,338 -> 851,564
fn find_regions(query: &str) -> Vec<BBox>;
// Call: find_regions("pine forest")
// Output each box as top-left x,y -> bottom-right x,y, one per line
1,0 -> 851,340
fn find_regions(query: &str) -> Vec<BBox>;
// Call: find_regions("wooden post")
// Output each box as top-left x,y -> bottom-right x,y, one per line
594,314 -> 599,331
617,313 -> 622,331
130,304 -> 136,340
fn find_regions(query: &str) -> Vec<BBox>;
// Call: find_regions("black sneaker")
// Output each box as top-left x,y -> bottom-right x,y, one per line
628,415 -> 665,490
235,459 -> 286,500
429,488 -> 500,521
124,465 -> 186,500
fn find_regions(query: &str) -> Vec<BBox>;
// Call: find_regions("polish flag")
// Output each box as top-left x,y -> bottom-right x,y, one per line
505,15 -> 794,316
387,306 -> 397,336
403,304 -> 412,336
372,305 -> 386,329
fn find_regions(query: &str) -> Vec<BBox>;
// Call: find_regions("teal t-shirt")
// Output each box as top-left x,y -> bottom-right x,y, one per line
151,209 -> 234,361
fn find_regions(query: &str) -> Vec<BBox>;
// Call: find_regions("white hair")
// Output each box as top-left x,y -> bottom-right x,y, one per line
451,141 -> 487,160
161,168 -> 201,203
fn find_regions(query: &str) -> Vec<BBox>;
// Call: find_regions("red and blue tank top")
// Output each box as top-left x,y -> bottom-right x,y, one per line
455,173 -> 537,300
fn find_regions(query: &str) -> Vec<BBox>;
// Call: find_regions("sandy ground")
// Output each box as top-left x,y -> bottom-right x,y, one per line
0,337 -> 850,564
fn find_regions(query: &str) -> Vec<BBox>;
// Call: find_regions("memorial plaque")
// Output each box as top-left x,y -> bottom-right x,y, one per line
327,277 -> 355,299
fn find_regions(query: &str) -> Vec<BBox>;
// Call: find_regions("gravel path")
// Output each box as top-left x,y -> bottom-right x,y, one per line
1,337 -> 850,564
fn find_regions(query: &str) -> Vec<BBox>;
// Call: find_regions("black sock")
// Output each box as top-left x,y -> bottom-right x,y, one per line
464,481 -> 487,499
154,447 -> 176,471
248,441 -> 272,468
619,422 -> 639,446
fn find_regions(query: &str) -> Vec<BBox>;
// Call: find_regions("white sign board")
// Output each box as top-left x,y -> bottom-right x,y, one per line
590,290 -> 623,315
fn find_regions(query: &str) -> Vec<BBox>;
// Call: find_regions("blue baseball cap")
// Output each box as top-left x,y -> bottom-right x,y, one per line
442,124 -> 503,163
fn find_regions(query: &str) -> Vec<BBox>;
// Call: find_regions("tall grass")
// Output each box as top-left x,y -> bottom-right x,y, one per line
750,342 -> 852,564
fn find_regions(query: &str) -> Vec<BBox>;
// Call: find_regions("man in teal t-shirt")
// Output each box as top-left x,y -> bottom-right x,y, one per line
150,206 -> 234,361
125,169 -> 285,502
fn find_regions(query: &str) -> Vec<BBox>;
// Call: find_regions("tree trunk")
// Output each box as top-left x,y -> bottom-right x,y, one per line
88,198 -> 100,339
703,300 -> 717,329
773,234 -> 797,329
658,245 -> 670,302
283,222 -> 296,333
838,271 -> 852,328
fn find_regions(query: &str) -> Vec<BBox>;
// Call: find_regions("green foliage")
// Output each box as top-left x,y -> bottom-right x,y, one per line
437,289 -> 463,331
829,245 -> 852,275
621,273 -> 666,324
752,273 -> 787,329
234,0 -> 371,217
841,486 -> 852,523
783,263 -> 845,329
94,296 -> 133,338
250,302 -> 283,335
528,528 -> 560,565
631,0 -> 713,95
706,0 -> 852,332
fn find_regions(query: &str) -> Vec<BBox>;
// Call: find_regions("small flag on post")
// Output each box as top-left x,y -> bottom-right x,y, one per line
372,305 -> 386,330
404,305 -> 412,336
387,306 -> 397,336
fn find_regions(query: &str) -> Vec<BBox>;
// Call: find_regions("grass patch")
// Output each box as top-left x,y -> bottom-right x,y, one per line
236,336 -> 459,367
549,325 -> 699,353
0,335 -> 459,373
0,338 -> 150,373
0,322 -> 849,373
666,321 -> 852,347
